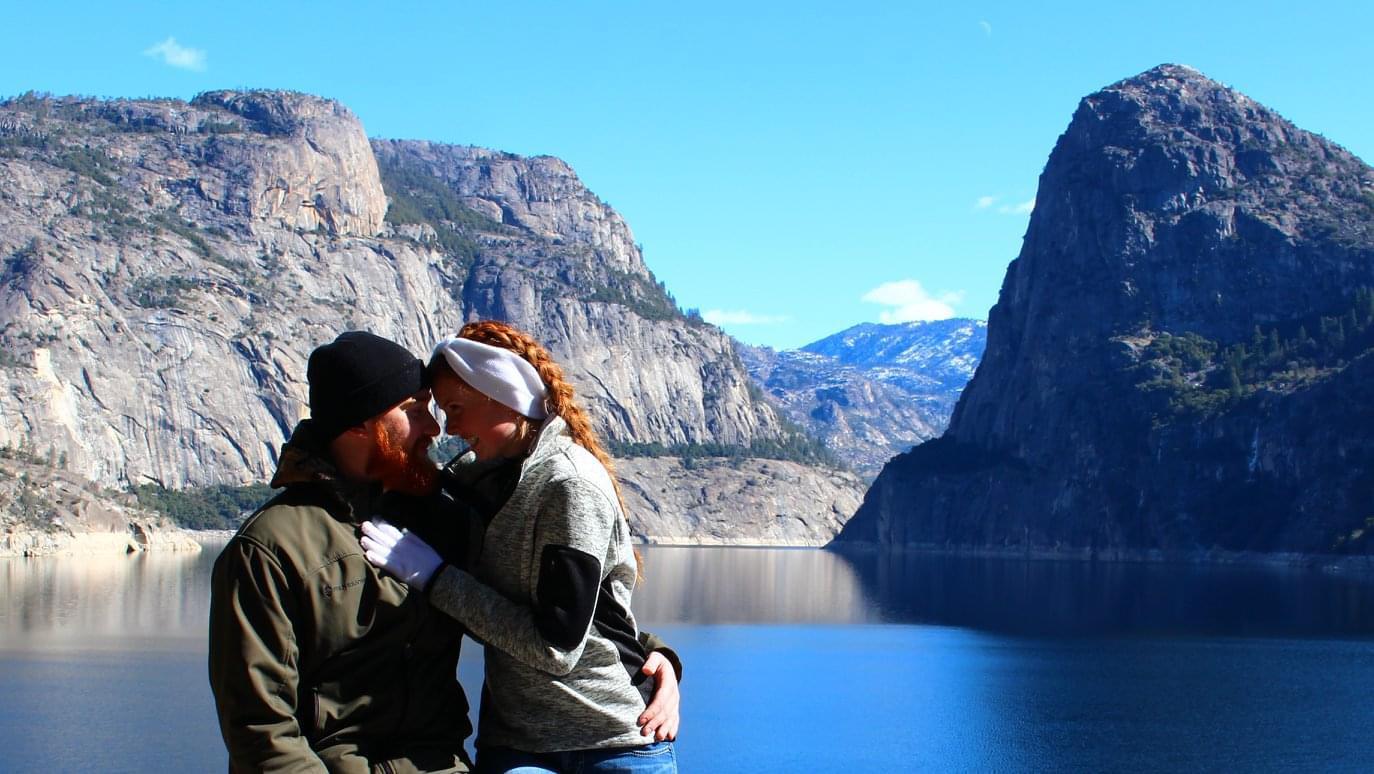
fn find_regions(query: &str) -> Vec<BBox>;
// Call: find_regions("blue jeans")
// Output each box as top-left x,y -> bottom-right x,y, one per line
476,741 -> 677,774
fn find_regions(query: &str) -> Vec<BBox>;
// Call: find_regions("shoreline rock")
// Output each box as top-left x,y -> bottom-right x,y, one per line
0,458 -> 202,557
618,456 -> 864,546
0,522 -> 202,557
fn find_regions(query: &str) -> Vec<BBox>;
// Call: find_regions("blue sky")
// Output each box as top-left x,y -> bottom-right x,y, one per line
2,2 -> 1371,349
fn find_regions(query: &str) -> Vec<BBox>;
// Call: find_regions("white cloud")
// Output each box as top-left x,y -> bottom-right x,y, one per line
997,197 -> 1035,215
861,280 -> 964,323
979,20 -> 993,37
702,309 -> 789,326
979,194 -> 1036,215
143,37 -> 206,71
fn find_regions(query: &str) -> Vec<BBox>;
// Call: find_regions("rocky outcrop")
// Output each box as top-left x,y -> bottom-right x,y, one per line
369,139 -> 781,447
0,92 -> 860,545
742,319 -> 986,477
370,141 -> 643,273
618,457 -> 863,546
188,91 -> 388,237
838,65 -> 1374,556
0,458 -> 200,556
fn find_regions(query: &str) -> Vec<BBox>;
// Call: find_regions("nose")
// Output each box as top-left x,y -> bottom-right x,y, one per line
419,407 -> 440,437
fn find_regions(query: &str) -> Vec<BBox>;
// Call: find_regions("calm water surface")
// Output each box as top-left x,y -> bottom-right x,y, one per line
2,542 -> 1373,772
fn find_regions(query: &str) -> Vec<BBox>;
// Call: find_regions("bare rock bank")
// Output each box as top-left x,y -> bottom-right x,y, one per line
0,458 -> 200,557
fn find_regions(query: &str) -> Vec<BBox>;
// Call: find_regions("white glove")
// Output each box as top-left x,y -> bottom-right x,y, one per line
360,519 -> 444,589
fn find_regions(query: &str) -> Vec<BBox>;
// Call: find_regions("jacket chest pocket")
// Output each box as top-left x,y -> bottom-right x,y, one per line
307,553 -> 409,653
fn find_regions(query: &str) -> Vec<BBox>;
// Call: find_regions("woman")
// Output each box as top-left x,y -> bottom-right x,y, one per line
361,321 -> 678,774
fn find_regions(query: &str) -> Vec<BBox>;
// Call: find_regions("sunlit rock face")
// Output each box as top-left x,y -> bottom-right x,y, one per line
839,65 -> 1374,556
618,456 -> 864,546
188,90 -> 389,238
0,92 -> 861,543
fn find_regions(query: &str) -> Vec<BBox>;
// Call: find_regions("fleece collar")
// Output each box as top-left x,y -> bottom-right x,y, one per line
269,419 -> 380,523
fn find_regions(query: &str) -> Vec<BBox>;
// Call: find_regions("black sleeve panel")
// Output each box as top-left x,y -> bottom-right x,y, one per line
600,582 -> 651,704
638,630 -> 684,684
535,544 -> 601,650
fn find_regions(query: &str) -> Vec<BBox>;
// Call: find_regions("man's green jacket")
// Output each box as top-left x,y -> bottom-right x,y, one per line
208,421 -> 472,773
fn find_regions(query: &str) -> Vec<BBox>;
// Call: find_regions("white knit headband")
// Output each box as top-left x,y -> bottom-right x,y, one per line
431,337 -> 549,419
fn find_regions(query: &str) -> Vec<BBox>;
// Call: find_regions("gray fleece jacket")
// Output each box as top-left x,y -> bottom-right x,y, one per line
427,415 -> 651,753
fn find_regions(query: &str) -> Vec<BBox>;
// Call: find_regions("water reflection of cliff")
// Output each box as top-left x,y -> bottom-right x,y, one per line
2,543 -> 875,648
0,538 -> 226,652
831,547 -> 1374,637
11,541 -> 1372,646
633,547 -> 877,624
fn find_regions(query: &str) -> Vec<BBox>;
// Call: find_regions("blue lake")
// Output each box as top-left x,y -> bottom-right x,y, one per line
2,543 -> 1373,772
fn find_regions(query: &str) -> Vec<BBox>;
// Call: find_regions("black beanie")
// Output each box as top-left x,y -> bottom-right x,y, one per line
307,331 -> 426,440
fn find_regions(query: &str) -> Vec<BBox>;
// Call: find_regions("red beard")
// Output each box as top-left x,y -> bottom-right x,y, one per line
367,420 -> 439,496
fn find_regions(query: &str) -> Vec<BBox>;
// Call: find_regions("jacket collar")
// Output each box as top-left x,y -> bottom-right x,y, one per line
269,419 -> 380,524
525,414 -> 572,466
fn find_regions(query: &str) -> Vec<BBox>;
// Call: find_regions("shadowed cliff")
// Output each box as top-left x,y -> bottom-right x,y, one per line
837,65 -> 1374,556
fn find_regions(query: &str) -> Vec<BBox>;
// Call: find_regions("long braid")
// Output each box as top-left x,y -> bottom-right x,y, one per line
457,321 -> 642,578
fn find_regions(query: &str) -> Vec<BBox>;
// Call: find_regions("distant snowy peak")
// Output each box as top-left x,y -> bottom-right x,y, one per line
739,319 -> 987,477
801,319 -> 988,387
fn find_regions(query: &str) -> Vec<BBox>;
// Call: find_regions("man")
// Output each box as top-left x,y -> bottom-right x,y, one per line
209,331 -> 679,773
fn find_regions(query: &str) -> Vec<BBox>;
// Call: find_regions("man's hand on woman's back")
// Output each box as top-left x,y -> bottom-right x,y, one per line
638,652 -> 680,741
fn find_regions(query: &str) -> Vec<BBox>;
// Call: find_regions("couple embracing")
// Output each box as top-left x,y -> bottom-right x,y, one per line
208,322 -> 680,773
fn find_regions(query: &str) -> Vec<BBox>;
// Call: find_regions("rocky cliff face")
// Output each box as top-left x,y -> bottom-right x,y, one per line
0,456 -> 200,556
619,456 -> 863,546
0,91 -> 860,544
741,319 -> 986,477
838,65 -> 1374,556
368,139 -> 779,447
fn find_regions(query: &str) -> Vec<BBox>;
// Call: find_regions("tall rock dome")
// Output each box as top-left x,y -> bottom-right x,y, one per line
838,65 -> 1374,555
